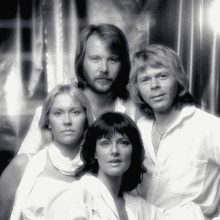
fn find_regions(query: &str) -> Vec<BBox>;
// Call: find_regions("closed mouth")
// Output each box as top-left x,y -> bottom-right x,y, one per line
109,159 -> 121,163
151,94 -> 164,99
62,130 -> 74,133
96,77 -> 112,81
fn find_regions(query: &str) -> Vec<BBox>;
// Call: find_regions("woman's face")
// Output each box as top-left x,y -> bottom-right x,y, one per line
95,132 -> 133,179
49,93 -> 87,147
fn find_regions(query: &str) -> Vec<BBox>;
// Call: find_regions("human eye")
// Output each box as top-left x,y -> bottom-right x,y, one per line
159,73 -> 167,79
99,141 -> 110,147
141,77 -> 150,83
119,139 -> 131,146
54,111 -> 62,117
91,57 -> 100,62
71,108 -> 83,116
72,110 -> 80,115
109,57 -> 119,64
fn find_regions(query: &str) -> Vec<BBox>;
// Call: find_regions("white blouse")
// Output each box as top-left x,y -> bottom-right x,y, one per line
22,177 -> 69,220
45,174 -> 164,220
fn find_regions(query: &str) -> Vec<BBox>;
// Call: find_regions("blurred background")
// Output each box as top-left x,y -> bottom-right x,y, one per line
0,0 -> 219,175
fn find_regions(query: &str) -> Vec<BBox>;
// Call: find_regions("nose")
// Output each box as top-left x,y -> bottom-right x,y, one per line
100,60 -> 108,73
150,77 -> 160,90
63,113 -> 72,126
111,143 -> 120,156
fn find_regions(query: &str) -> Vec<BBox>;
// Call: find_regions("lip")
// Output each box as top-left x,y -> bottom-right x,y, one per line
96,77 -> 112,81
62,130 -> 74,134
151,94 -> 164,99
109,159 -> 121,163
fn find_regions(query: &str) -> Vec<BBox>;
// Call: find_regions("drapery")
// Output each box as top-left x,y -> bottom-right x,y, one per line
0,0 -> 219,174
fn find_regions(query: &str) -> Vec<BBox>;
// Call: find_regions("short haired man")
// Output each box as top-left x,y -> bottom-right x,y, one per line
129,44 -> 220,219
18,24 -> 137,154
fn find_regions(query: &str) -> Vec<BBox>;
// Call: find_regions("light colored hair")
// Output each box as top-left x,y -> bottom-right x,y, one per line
39,84 -> 93,143
129,44 -> 198,118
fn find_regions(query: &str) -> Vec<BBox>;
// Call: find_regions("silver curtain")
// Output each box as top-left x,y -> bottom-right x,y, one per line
0,0 -> 219,174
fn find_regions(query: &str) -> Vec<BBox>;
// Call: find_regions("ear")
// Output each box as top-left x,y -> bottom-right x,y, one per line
94,153 -> 97,159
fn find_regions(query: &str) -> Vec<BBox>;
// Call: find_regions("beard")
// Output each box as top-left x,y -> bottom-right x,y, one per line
83,68 -> 118,95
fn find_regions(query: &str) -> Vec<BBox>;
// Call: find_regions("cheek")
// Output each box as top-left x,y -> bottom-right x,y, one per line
168,82 -> 178,99
123,148 -> 133,162
113,64 -> 121,75
48,116 -> 59,131
77,116 -> 87,131
95,148 -> 107,163
139,86 -> 150,101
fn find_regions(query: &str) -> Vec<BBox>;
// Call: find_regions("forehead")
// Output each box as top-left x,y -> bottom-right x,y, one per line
137,65 -> 170,77
52,93 -> 82,108
85,34 -> 117,55
97,130 -> 129,140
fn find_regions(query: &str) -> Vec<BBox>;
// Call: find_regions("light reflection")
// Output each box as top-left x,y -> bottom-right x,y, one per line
209,0 -> 220,33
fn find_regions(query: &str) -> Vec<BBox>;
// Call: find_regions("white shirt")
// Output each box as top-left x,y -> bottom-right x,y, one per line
44,174 -> 164,220
137,106 -> 220,219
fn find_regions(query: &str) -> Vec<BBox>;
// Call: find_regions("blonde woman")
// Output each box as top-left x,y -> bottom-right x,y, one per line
0,84 -> 93,220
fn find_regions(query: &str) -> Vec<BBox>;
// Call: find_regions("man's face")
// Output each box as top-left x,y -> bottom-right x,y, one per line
83,34 -> 121,94
137,66 -> 178,114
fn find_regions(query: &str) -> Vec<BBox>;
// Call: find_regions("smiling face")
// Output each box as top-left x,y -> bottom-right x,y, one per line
83,34 -> 121,94
137,66 -> 178,114
95,133 -> 132,179
48,93 -> 86,148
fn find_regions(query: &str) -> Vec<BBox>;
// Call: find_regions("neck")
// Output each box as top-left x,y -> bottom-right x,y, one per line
53,138 -> 83,160
84,88 -> 116,106
97,173 -> 123,198
84,88 -> 117,118
154,106 -> 182,133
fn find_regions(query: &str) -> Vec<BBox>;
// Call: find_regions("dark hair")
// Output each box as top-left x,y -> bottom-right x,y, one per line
129,44 -> 199,118
75,23 -> 131,99
39,84 -> 93,143
75,112 -> 146,192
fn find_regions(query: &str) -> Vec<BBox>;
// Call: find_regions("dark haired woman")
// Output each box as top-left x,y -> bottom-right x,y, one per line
45,112 -> 164,220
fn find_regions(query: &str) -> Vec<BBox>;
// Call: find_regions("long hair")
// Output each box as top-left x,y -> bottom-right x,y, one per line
75,23 -> 131,99
75,112 -> 146,192
129,44 -> 199,118
39,84 -> 93,143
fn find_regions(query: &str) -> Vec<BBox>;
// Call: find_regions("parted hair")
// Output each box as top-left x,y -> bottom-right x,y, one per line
39,84 -> 93,143
129,44 -> 199,118
75,23 -> 131,99
75,112 -> 146,192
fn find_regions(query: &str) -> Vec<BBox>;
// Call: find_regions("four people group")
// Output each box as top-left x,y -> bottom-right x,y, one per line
0,23 -> 220,220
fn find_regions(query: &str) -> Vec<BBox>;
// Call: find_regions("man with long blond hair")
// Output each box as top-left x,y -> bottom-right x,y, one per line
130,44 -> 220,220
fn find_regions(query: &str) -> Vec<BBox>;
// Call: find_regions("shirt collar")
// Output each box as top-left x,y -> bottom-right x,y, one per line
167,105 -> 196,133
115,97 -> 126,113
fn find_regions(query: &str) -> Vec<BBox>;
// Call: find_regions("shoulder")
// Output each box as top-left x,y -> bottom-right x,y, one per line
0,154 -> 30,200
137,116 -> 153,129
33,105 -> 43,119
1,154 -> 30,183
195,108 -> 220,121
46,176 -> 94,215
124,192 -> 161,218
186,107 -> 220,129
125,192 -> 149,206
36,105 -> 43,113
69,174 -> 95,193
